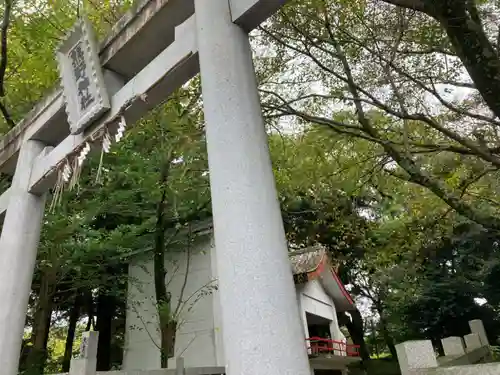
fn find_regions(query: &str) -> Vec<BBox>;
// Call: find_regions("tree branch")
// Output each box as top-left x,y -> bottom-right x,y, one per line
343,29 -> 500,127
396,47 -> 456,56
324,12 -> 500,231
0,0 -> 12,97
262,92 -> 490,157
466,0 -> 483,28
0,0 -> 14,127
173,223 -> 191,318
439,80 -> 476,90
262,21 -> 500,168
379,0 -> 426,12
0,99 -> 14,127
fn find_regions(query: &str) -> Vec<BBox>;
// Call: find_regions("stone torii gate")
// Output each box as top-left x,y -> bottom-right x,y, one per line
0,1 -> 311,375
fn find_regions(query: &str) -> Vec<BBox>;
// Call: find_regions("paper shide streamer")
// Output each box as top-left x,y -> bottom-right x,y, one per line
49,115 -> 129,211
95,128 -> 111,184
48,89 -> 144,211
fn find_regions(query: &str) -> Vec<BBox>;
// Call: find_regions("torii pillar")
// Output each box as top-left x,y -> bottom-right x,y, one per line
195,1 -> 311,374
0,140 -> 47,374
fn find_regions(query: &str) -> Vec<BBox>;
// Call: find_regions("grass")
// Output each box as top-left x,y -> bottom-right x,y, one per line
348,358 -> 400,375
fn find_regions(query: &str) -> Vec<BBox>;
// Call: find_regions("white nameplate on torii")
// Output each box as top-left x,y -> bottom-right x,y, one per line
56,16 -> 110,135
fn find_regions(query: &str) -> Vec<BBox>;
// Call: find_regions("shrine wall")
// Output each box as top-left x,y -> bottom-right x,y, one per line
297,279 -> 345,343
124,232 -> 221,370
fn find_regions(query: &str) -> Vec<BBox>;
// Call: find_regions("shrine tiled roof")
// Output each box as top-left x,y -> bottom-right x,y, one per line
289,245 -> 327,275
289,245 -> 355,311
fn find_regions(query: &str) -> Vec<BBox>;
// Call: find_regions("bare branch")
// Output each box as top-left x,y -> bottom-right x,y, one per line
467,191 -> 500,207
343,29 -> 500,127
263,22 -> 500,168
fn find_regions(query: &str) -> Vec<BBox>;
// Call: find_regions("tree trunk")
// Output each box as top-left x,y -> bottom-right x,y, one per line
373,301 -> 397,359
434,338 -> 444,357
338,310 -> 371,362
335,266 -> 370,363
154,158 -> 174,367
435,2 -> 500,120
96,292 -> 116,371
25,270 -> 55,375
381,0 -> 500,120
370,320 -> 379,359
84,289 -> 94,331
331,20 -> 500,232
379,317 -> 397,359
62,293 -> 82,372
160,320 -> 177,367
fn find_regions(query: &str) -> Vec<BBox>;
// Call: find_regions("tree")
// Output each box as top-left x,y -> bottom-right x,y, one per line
379,0 -> 500,120
5,0 -> 500,372
0,3 -> 139,370
0,0 -> 135,133
61,293 -> 82,372
260,0 -> 500,231
269,132 -> 376,361
22,86 -> 211,372
268,122 -> 500,358
0,2 -> 213,371
143,89 -> 211,367
391,223 -> 500,347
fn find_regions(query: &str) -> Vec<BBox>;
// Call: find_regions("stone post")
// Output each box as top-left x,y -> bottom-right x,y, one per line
176,357 -> 185,375
69,331 -> 99,375
0,140 -> 48,375
464,333 -> 482,351
441,337 -> 465,356
396,340 -> 438,375
194,1 -> 311,375
469,319 -> 489,346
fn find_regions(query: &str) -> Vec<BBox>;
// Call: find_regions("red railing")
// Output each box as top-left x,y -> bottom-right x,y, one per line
305,337 -> 360,357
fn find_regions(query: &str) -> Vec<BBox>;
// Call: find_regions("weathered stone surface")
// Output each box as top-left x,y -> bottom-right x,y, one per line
0,141 -> 48,375
230,0 -> 288,31
419,363 -> 500,375
93,368 -> 225,375
469,319 -> 489,346
195,0 -> 310,374
69,358 -> 97,375
0,2 -> 299,375
464,333 -> 482,351
67,332 -> 99,375
79,331 -> 99,359
396,340 -> 437,375
441,336 -> 465,356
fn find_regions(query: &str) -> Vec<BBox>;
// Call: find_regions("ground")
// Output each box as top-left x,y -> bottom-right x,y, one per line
349,358 -> 400,375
